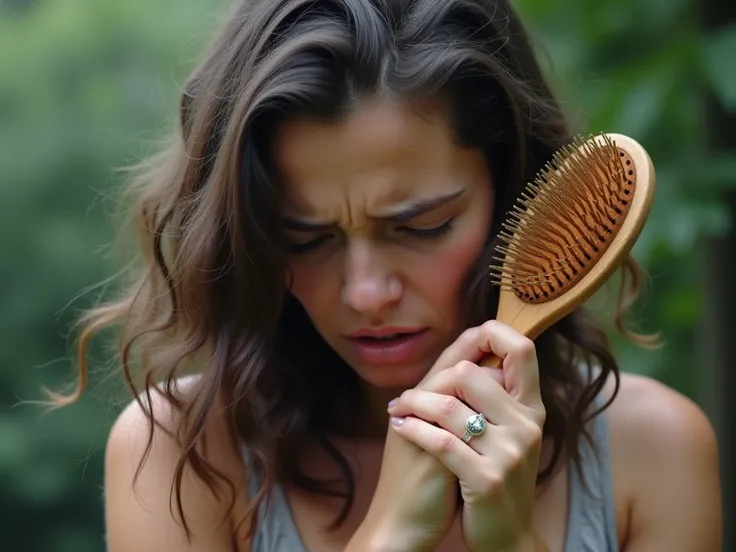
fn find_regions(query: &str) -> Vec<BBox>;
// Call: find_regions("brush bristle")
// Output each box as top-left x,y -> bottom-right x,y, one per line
490,134 -> 635,303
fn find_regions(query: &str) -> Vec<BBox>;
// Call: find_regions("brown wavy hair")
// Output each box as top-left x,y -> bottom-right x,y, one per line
56,0 -> 658,540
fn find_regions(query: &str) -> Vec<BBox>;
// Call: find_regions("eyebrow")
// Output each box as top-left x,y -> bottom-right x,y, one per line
282,189 -> 467,231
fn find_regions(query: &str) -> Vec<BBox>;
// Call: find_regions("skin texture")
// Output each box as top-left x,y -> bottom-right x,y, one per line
385,322 -> 547,552
103,98 -> 722,552
277,98 -> 493,414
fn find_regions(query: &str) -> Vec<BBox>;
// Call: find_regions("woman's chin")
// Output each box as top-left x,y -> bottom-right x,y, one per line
354,362 -> 430,390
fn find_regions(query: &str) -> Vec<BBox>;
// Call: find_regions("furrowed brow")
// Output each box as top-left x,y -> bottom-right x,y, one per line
282,189 -> 466,230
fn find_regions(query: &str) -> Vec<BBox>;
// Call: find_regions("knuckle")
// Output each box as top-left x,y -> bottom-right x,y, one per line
516,337 -> 536,359
438,395 -> 459,417
518,418 -> 544,449
400,389 -> 415,402
526,422 -> 544,447
451,328 -> 477,351
504,444 -> 525,469
478,472 -> 505,498
434,432 -> 455,454
460,326 -> 479,342
453,360 -> 477,380
480,319 -> 500,333
535,407 -> 547,427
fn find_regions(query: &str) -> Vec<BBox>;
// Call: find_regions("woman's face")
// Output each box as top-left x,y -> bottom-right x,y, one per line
275,98 -> 494,389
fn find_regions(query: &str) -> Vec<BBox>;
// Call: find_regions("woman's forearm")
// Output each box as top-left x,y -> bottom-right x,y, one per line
344,519 -> 436,552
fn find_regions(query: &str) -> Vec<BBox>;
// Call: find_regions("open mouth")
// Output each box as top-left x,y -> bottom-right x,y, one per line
354,332 -> 416,342
346,329 -> 429,365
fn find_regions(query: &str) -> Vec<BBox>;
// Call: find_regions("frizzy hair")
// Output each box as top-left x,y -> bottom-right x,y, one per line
55,0 -> 658,540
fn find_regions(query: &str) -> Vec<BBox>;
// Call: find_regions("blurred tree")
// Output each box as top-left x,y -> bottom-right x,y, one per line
699,0 -> 736,548
517,0 -> 736,396
0,1 -> 225,550
1,0 -> 733,550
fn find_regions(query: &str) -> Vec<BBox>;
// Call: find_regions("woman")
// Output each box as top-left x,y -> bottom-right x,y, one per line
70,0 -> 722,550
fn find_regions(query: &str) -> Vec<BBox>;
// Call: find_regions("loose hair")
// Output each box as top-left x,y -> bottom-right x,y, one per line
58,0 -> 658,540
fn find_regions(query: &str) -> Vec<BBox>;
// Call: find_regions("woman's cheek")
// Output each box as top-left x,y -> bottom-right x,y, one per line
413,234 -> 486,298
287,262 -> 327,309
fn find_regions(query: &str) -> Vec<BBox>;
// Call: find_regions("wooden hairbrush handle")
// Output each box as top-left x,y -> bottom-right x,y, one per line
481,133 -> 655,378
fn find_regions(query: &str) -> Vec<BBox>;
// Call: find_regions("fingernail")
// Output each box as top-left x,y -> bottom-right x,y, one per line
388,398 -> 398,408
391,416 -> 405,427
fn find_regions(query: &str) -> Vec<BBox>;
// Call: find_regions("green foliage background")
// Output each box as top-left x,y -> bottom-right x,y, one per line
1,0 -> 733,550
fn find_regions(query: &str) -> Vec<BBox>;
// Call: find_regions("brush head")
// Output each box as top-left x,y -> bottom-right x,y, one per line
490,133 -> 643,304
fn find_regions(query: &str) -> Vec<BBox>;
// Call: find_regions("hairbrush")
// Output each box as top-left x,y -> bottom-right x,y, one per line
482,133 -> 655,367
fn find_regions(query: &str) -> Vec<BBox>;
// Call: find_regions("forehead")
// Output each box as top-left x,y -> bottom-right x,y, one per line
273,98 -> 486,215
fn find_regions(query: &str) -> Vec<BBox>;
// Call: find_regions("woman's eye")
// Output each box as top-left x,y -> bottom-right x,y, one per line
286,235 -> 332,254
399,218 -> 454,239
285,219 -> 454,253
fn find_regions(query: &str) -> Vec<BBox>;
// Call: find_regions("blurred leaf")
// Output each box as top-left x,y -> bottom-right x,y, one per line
699,153 -> 736,190
0,417 -> 31,468
0,1 -> 226,549
702,24 -> 736,110
661,288 -> 701,324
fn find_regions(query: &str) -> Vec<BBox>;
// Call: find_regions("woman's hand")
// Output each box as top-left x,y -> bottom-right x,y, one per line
347,418 -> 457,552
348,322 -> 519,551
387,321 -> 547,552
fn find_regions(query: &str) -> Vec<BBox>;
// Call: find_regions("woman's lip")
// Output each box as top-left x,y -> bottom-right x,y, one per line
346,327 -> 426,338
345,329 -> 429,366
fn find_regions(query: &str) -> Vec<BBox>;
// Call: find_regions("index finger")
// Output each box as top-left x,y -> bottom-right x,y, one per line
479,321 -> 543,410
419,324 -> 504,390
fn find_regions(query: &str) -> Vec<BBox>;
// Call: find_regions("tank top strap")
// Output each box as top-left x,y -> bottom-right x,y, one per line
563,396 -> 619,552
240,391 -> 619,552
242,447 -> 307,552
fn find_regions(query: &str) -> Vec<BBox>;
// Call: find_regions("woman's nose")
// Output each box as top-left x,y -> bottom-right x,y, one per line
341,241 -> 402,316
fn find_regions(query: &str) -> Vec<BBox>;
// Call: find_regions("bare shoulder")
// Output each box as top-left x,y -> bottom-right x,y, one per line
603,372 -> 719,457
602,372 -> 722,551
104,375 -> 251,552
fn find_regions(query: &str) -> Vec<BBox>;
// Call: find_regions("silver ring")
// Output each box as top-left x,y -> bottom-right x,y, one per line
462,412 -> 487,443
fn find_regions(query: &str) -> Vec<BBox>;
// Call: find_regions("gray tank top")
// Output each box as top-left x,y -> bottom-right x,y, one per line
244,407 -> 619,552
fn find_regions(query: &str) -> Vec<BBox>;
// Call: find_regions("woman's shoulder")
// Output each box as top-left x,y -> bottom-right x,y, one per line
602,371 -> 721,550
104,374 -> 252,552
603,371 -> 718,459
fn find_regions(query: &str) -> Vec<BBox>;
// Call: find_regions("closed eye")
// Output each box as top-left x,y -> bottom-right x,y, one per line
285,217 -> 455,254
398,217 -> 454,238
286,234 -> 333,254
